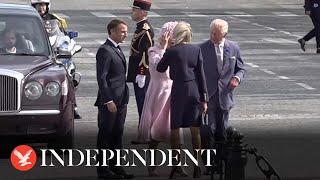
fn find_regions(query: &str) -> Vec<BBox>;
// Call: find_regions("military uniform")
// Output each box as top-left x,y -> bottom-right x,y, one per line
127,20 -> 154,82
299,0 -> 320,53
42,13 -> 68,32
127,19 -> 154,119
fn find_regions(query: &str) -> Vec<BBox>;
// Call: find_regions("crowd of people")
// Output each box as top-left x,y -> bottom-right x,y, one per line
15,0 -> 317,179
94,0 -> 245,179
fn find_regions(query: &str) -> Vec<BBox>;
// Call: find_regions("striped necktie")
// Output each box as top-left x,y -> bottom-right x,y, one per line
216,45 -> 223,73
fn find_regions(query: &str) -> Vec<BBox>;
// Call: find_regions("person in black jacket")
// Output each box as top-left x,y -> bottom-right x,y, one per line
95,19 -> 133,179
298,0 -> 320,53
157,21 -> 208,179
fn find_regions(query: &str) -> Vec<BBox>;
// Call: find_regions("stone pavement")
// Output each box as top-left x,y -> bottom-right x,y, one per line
0,0 -> 303,10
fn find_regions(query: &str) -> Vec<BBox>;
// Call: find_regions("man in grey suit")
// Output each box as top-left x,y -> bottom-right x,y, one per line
95,19 -> 133,179
199,19 -> 245,174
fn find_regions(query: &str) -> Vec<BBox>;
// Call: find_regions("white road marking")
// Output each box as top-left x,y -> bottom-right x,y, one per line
272,12 -> 299,17
187,14 -> 208,17
148,11 -> 161,17
90,12 -> 116,18
264,27 -> 276,31
279,30 -> 292,35
261,69 -> 276,75
87,52 -> 96,57
232,14 -> 253,17
238,19 -> 249,23
230,113 -> 320,121
182,11 -> 208,17
296,83 -> 316,90
291,34 -> 301,38
250,23 -> 264,27
278,76 -> 290,80
96,40 -> 105,45
224,11 -> 247,15
263,38 -> 296,44
245,62 -> 259,68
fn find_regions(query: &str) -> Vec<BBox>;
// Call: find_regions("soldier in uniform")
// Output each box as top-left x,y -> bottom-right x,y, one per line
127,0 -> 154,144
298,0 -> 320,53
31,0 -> 82,119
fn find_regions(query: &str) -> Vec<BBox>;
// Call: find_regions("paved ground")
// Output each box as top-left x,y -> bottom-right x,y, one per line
1,0 -> 320,180
0,0 -> 304,9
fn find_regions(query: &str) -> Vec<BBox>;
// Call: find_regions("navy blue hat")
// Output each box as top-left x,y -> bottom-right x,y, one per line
132,0 -> 151,11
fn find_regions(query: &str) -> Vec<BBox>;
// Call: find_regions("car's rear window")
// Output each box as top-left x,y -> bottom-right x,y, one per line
0,15 -> 50,56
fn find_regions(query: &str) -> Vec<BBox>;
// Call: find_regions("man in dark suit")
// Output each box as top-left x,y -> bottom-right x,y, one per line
127,0 -> 154,144
95,19 -> 133,179
298,0 -> 320,53
199,19 -> 245,174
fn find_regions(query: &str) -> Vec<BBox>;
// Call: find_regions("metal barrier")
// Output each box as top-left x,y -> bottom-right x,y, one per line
210,127 -> 281,180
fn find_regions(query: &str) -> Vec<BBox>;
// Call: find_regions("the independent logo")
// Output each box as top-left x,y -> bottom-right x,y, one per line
10,145 -> 37,171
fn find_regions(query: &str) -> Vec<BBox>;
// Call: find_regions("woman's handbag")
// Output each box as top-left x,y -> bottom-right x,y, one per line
201,112 -> 209,126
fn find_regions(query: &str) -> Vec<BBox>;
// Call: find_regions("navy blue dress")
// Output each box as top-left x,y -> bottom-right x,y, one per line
157,44 -> 208,129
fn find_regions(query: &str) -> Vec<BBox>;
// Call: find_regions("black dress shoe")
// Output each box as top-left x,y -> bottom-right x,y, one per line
97,168 -> 124,179
193,166 -> 201,178
204,168 -> 212,176
110,167 -> 134,179
74,110 -> 82,119
169,166 -> 188,179
298,39 -> 306,52
98,172 -> 124,179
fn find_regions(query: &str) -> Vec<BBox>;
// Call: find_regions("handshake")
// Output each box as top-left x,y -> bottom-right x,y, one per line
135,75 -> 146,88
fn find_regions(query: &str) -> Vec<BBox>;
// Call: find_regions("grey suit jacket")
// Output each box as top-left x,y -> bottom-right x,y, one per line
200,39 -> 245,110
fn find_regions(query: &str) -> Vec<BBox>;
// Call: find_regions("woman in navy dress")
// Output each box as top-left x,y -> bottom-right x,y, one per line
157,21 -> 208,178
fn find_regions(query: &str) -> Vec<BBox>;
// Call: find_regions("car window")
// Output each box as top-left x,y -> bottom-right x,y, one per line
0,15 -> 50,56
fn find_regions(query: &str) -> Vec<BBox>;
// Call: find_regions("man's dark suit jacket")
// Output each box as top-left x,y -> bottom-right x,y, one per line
94,39 -> 129,108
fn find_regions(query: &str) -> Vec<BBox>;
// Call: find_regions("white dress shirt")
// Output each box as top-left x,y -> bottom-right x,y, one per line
214,39 -> 240,83
108,37 -> 119,48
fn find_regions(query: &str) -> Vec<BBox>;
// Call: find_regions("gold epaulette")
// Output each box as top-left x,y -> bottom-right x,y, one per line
52,13 -> 68,29
143,23 -> 150,30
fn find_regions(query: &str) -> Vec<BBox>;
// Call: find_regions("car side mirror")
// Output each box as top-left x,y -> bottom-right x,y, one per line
56,48 -> 71,59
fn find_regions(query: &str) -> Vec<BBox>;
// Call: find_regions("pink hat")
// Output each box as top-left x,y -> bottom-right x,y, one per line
160,21 -> 178,37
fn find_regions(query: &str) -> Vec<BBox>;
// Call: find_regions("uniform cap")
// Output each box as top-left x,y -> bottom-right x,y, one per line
132,0 -> 152,11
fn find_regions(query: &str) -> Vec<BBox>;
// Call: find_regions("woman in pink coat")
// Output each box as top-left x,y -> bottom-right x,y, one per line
138,21 -> 178,176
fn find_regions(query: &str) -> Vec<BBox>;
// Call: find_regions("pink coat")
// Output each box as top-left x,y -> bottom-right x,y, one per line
138,45 -> 172,142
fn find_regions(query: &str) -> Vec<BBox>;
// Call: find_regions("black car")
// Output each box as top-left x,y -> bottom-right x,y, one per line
0,3 -> 75,149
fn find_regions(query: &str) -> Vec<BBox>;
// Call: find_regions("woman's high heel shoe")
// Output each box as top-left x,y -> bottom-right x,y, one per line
148,166 -> 160,177
193,166 -> 201,178
169,166 -> 177,179
169,166 -> 189,179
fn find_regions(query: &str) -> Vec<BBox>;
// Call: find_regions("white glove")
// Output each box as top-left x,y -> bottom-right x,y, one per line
135,75 -> 146,88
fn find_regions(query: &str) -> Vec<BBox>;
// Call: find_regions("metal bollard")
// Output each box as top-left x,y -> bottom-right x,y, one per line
211,127 -> 281,180
224,127 -> 248,180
